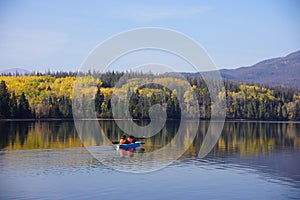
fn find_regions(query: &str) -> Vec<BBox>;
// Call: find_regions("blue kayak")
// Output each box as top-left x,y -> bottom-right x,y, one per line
117,142 -> 141,150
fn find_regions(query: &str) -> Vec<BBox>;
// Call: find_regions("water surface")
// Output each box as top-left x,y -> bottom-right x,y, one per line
0,121 -> 299,199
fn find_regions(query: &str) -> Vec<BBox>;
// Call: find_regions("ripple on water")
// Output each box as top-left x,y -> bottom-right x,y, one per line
1,147 -> 300,200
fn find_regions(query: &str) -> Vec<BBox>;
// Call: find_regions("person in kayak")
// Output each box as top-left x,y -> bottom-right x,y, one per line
119,135 -> 128,144
128,135 -> 136,144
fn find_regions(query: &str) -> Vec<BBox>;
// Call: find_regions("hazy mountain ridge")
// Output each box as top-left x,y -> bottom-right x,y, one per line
220,50 -> 300,88
0,68 -> 31,75
1,51 -> 299,88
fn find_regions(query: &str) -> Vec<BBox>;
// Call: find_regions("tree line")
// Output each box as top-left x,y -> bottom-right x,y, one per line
0,71 -> 300,120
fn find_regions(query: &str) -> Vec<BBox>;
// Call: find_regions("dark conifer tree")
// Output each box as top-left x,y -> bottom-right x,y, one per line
0,81 -> 10,118
95,86 -> 104,116
9,92 -> 18,118
18,92 -> 32,118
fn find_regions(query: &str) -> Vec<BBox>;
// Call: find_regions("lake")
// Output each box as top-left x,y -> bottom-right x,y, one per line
0,120 -> 299,200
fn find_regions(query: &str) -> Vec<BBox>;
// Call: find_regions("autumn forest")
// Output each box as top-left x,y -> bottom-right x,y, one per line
0,71 -> 299,120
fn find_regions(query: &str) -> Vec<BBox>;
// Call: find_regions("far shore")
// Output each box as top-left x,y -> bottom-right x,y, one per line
0,118 -> 299,123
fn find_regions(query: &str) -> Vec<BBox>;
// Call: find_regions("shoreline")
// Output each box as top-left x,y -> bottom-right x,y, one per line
0,118 -> 299,123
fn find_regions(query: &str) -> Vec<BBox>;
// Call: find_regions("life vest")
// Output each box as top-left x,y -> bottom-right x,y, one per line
119,139 -> 127,144
128,137 -> 135,143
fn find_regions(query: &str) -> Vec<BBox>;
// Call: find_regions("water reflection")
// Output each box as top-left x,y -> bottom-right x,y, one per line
1,121 -> 299,157
0,121 -> 81,150
1,121 -> 300,199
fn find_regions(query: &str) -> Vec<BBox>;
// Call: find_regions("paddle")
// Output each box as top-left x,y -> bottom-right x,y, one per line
134,137 -> 146,140
111,137 -> 146,145
112,141 -> 145,145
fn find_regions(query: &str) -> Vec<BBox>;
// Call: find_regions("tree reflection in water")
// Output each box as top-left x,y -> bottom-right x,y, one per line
0,121 -> 299,157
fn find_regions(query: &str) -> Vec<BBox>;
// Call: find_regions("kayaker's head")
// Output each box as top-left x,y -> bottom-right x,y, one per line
122,135 -> 127,139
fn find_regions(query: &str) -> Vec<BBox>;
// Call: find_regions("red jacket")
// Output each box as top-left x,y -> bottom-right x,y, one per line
119,139 -> 127,144
128,137 -> 136,143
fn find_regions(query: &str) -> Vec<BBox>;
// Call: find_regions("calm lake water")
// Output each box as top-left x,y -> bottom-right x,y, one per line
0,120 -> 299,200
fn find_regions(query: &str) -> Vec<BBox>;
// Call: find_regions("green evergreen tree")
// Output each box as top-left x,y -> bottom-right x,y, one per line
166,96 -> 175,118
173,94 -> 181,119
9,92 -> 18,118
129,90 -> 140,118
95,86 -> 104,116
0,80 -> 10,118
18,92 -> 32,118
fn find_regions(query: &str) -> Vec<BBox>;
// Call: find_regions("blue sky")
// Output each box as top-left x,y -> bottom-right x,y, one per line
0,0 -> 299,72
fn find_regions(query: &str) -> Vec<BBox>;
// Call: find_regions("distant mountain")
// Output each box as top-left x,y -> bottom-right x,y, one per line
220,51 -> 300,88
1,51 -> 299,88
0,68 -> 31,75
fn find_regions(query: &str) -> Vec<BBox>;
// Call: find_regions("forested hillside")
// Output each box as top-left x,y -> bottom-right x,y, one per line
220,50 -> 300,88
0,71 -> 299,120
